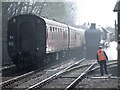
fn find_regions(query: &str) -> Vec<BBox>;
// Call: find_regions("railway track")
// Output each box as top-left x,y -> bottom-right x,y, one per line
1,64 -> 34,82
0,64 -> 15,71
1,64 -> 17,81
0,64 -> 15,75
28,61 -> 97,90
28,60 -> 117,90
1,59 -> 117,89
1,58 -> 85,89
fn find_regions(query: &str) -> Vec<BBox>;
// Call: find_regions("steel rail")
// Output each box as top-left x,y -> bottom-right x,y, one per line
28,60 -> 117,90
65,61 -> 117,90
1,71 -> 34,88
65,61 -> 96,90
1,58 -> 85,89
27,58 -> 86,90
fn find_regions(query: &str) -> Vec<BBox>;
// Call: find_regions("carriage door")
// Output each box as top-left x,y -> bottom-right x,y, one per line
18,20 -> 35,54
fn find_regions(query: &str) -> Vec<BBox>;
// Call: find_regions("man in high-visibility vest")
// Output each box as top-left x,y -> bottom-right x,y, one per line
97,46 -> 108,76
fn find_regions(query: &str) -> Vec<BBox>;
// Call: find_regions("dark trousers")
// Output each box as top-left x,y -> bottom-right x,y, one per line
99,60 -> 108,75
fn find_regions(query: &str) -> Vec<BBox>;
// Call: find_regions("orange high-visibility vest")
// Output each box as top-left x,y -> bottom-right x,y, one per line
97,49 -> 107,61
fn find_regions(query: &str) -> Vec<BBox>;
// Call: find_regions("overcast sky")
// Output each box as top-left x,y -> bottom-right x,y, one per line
74,0 -> 117,27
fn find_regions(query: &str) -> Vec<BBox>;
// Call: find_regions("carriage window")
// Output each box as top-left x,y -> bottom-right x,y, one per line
55,27 -> 57,32
60,28 -> 62,32
53,27 -> 54,32
50,26 -> 52,32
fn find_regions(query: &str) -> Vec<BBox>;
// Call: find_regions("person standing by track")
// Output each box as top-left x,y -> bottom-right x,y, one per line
97,46 -> 108,76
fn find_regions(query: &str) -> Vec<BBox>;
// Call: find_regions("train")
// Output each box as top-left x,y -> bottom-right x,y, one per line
85,23 -> 113,59
7,14 -> 112,69
85,23 -> 102,59
7,14 -> 85,69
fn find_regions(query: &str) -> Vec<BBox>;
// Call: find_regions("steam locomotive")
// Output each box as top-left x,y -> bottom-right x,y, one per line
85,23 -> 102,59
7,14 -> 85,68
85,23 -> 112,59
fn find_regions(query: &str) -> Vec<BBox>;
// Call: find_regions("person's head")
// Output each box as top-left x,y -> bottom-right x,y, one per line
99,46 -> 102,49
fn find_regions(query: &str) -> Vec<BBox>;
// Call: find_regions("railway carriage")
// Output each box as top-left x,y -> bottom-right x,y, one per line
7,14 -> 85,69
68,26 -> 85,58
